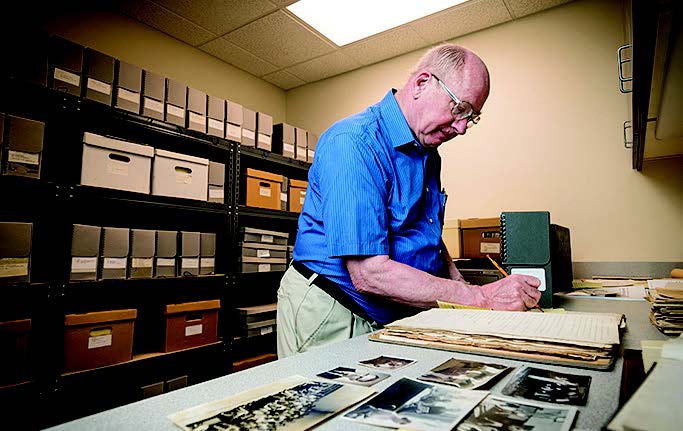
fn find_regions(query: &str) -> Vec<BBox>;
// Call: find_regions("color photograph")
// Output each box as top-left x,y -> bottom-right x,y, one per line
418,358 -> 511,389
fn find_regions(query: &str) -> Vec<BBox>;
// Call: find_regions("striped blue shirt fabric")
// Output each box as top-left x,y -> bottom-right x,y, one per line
293,90 -> 447,324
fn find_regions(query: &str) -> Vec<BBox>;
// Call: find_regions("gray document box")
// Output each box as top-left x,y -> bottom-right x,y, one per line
295,127 -> 308,162
70,224 -> 101,281
2,115 -> 44,179
241,107 -> 256,147
165,78 -> 186,127
207,96 -> 225,138
273,123 -> 296,158
0,222 -> 32,283
48,35 -> 83,96
226,100 -> 243,143
239,227 -> 289,246
256,112 -> 273,151
99,227 -> 130,280
208,161 -> 225,204
114,61 -> 142,114
142,70 -> 165,120
308,132 -> 318,161
83,48 -> 115,105
155,230 -> 177,278
129,229 -> 155,279
187,87 -> 207,133
200,233 -> 216,275
180,231 -> 200,276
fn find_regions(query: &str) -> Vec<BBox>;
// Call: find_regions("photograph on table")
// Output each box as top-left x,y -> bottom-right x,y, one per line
343,377 -> 488,431
418,358 -> 511,390
456,395 -> 578,431
358,355 -> 416,370
316,366 -> 390,386
501,366 -> 591,405
168,375 -> 375,431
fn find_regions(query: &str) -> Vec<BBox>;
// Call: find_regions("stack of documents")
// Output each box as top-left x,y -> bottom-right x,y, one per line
370,309 -> 625,370
646,279 -> 683,334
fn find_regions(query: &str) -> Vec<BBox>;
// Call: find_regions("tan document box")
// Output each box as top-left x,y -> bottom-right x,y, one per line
245,168 -> 283,210
459,217 -> 501,259
226,100 -> 243,143
288,179 -> 307,213
63,309 -> 137,373
164,300 -> 220,352
241,107 -> 256,147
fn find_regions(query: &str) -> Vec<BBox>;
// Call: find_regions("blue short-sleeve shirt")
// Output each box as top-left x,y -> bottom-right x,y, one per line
293,90 -> 447,324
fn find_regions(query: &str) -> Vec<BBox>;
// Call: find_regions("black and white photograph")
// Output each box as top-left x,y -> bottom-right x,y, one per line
358,355 -> 416,370
501,366 -> 591,405
456,395 -> 578,431
317,366 -> 390,386
418,358 -> 511,389
343,377 -> 488,431
168,375 -> 375,431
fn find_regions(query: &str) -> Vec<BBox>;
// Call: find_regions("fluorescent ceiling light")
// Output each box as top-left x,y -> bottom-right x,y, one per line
287,0 -> 469,46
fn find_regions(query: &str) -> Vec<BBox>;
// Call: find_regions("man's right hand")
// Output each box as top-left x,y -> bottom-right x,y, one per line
479,274 -> 542,311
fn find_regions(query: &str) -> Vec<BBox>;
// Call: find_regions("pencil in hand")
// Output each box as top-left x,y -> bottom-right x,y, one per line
485,254 -> 544,312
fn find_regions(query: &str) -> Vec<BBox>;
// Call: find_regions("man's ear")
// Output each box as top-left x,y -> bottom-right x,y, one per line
413,71 -> 431,99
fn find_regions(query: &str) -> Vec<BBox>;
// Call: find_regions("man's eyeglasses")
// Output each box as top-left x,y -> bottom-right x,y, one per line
432,73 -> 481,128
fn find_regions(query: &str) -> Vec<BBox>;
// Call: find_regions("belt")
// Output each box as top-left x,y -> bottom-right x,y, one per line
292,261 -> 376,325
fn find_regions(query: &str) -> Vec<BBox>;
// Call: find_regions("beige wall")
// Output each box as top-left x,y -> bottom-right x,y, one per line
38,10 -> 286,123
286,0 -> 683,262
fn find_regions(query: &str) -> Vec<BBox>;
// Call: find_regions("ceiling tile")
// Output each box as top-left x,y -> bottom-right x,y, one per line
199,37 -> 279,76
286,51 -> 362,82
261,70 -> 306,90
118,0 -> 216,46
341,26 -> 429,66
269,0 -> 298,6
224,10 -> 335,68
150,0 -> 278,35
503,0 -> 573,19
411,0 -> 512,44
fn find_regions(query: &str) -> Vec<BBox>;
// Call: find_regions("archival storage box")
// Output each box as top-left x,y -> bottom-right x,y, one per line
207,161 -> 225,204
241,107 -> 256,147
236,303 -> 277,338
288,179 -> 307,213
155,230 -> 177,277
70,224 -> 101,281
99,227 -> 129,280
81,132 -> 154,194
272,123 -> 296,158
2,115 -> 44,179
239,227 -> 289,246
256,112 -> 273,151
239,256 -> 287,273
240,242 -> 287,260
295,127 -> 307,162
114,60 -> 142,114
179,231 -> 200,276
187,87 -> 207,133
0,318 -> 31,385
48,35 -> 82,96
63,309 -> 136,373
307,132 -> 318,161
151,149 -> 208,201
226,100 -> 243,142
165,78 -> 186,127
0,222 -> 32,283
141,70 -> 165,120
164,300 -> 220,352
245,168 -> 282,210
199,232 -> 216,275
83,48 -> 114,105
459,217 -> 501,259
129,229 -> 155,279
207,95 -> 226,138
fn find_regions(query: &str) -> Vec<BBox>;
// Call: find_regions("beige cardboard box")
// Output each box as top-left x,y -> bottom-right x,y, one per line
459,217 -> 501,259
245,168 -> 283,210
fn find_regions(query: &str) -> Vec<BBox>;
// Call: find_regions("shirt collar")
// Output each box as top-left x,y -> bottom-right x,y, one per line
379,89 -> 418,149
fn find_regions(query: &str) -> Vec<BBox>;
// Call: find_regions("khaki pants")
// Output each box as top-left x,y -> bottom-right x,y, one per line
276,265 -> 379,358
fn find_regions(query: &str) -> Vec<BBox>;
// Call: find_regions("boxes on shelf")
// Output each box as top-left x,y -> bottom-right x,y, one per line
287,245 -> 294,262
272,123 -> 296,158
239,227 -> 289,273
187,87 -> 207,133
99,227 -> 129,280
70,224 -> 101,281
236,303 -> 276,338
155,230 -> 177,277
442,219 -> 461,259
83,48 -> 115,105
200,232 -> 216,275
459,217 -> 501,259
141,70 -> 165,120
0,318 -> 31,385
2,115 -> 44,179
307,132 -> 318,161
129,229 -> 155,279
164,300 -> 220,352
295,127 -> 307,162
114,60 -> 142,114
208,161 -> 225,204
256,112 -> 272,151
48,35 -> 83,96
165,78 -> 186,127
245,168 -> 283,210
240,242 -> 287,259
241,107 -> 256,147
226,100 -> 243,143
151,149 -> 209,201
63,309 -> 137,373
179,231 -> 200,276
288,179 -> 307,213
80,132 -> 154,194
207,95 -> 225,138
0,222 -> 32,283
240,227 -> 289,246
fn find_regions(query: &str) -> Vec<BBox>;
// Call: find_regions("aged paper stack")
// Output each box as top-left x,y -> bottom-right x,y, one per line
647,279 -> 683,334
369,309 -> 625,370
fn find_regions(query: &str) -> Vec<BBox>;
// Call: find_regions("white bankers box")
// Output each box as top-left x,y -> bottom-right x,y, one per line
152,149 -> 208,201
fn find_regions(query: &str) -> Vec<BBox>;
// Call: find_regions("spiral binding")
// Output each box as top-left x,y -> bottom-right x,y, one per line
500,212 -> 508,264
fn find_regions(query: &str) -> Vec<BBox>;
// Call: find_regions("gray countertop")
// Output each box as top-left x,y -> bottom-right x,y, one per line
45,297 -> 670,431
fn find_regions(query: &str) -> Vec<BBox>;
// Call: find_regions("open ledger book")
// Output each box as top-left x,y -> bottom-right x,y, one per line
369,309 -> 625,370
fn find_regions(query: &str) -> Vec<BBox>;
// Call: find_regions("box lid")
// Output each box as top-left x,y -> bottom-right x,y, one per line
7,115 -> 44,152
289,179 -> 307,188
0,318 -> 32,333
240,227 -> 289,238
83,132 -> 154,158
246,168 -> 283,183
71,224 -> 101,256
0,222 -> 32,257
165,299 -> 220,315
156,230 -> 177,256
237,303 -> 277,315
226,100 -> 243,125
65,309 -> 137,327
459,217 -> 500,229
131,229 -> 155,257
154,148 -> 209,166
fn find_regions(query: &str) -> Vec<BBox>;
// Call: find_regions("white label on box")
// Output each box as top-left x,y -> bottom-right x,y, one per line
88,334 -> 112,349
118,88 -> 140,103
307,149 -> 315,160
107,159 -> 129,176
242,128 -> 255,140
208,118 -> 224,132
299,196 -> 305,205
227,124 -> 242,140
201,257 -> 215,268
71,257 -> 97,273
0,258 -> 29,278
510,267 -> 547,292
54,68 -> 80,86
258,263 -> 271,272
261,235 -> 274,243
258,133 -> 271,145
480,242 -> 501,254
144,98 -> 164,113
182,258 -> 199,269
189,112 -> 205,126
8,150 -> 40,165
283,143 -> 295,154
132,258 -> 153,268
261,326 -> 273,335
259,187 -> 271,197
185,324 -> 203,337
157,258 -> 175,267
87,78 -> 111,95
257,249 -> 271,258
104,257 -> 127,269
209,188 -> 224,199
167,104 -> 185,119
280,193 -> 288,202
